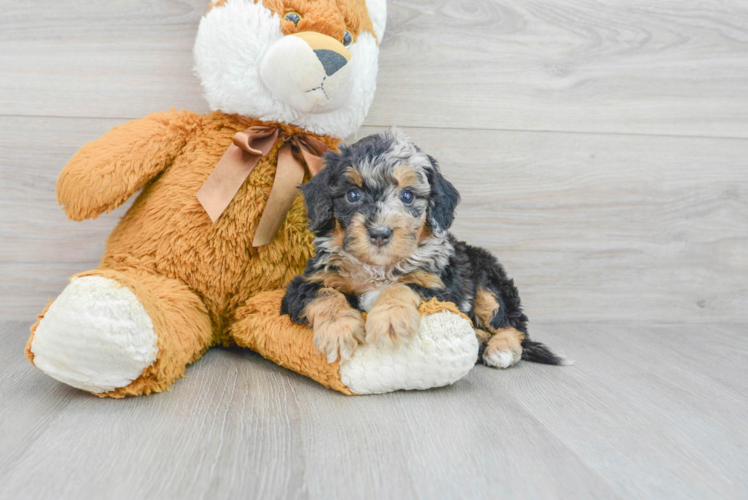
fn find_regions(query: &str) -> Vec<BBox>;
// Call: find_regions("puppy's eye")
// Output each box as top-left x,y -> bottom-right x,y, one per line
343,31 -> 353,47
346,188 -> 362,203
284,12 -> 301,25
400,190 -> 415,205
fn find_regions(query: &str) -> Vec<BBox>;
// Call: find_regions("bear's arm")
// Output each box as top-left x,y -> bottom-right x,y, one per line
56,110 -> 194,221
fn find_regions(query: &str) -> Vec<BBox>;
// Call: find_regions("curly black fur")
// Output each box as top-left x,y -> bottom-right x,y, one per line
410,236 -> 565,365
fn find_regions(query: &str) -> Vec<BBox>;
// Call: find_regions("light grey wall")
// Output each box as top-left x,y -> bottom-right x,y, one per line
1,0 -> 746,324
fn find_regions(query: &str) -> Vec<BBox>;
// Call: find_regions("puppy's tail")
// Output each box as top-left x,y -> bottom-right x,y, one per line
521,339 -> 574,366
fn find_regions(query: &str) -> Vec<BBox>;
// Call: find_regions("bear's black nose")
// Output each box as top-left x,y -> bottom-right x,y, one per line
368,227 -> 392,247
314,49 -> 347,76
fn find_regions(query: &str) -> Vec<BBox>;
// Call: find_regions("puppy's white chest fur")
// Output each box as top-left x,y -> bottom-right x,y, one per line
336,259 -> 393,311
359,288 -> 384,312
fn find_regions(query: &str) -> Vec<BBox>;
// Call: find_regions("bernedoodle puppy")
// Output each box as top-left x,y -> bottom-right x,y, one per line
282,128 -> 570,368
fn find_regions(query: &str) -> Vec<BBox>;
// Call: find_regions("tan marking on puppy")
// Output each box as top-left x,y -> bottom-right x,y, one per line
474,328 -> 492,362
334,264 -> 388,295
392,165 -> 420,188
474,287 -> 500,329
343,203 -> 424,268
329,220 -> 345,248
351,212 -> 422,268
483,328 -> 525,369
474,328 -> 491,343
398,270 -> 444,289
387,216 -> 420,262
320,222 -> 347,272
344,213 -> 374,263
345,212 -> 418,268
321,234 -> 396,297
344,166 -> 363,187
303,288 -> 365,363
309,261 -> 393,297
416,222 -> 432,243
365,284 -> 422,346
305,271 -> 355,295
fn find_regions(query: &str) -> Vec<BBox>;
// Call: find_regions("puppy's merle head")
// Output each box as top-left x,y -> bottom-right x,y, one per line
300,127 -> 460,267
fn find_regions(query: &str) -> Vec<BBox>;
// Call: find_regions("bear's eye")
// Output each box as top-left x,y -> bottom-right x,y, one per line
346,188 -> 362,203
284,12 -> 301,25
400,190 -> 415,205
343,31 -> 353,47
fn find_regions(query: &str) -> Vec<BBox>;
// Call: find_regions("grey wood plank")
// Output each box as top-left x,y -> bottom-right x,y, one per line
0,116 -> 133,322
0,262 -> 110,329
0,116 -> 130,264
2,321 -> 747,499
0,322 -> 80,477
0,0 -> 210,119
373,0 -> 748,138
494,323 -> 748,499
4,116 -> 746,324
1,1 -> 748,138
0,321 -> 617,500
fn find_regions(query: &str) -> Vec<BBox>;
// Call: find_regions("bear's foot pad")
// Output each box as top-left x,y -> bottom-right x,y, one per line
31,276 -> 158,394
340,311 -> 479,395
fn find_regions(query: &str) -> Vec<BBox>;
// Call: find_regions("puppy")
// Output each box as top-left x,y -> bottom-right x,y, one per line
282,128 -> 569,368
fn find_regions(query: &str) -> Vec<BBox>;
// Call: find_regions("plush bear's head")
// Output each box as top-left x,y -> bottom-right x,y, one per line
195,0 -> 386,139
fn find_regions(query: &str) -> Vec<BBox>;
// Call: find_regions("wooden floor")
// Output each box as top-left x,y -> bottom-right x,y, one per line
1,1 -> 748,499
2,321 -> 747,499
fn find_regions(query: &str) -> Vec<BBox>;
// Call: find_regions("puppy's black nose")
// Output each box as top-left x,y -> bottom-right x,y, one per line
368,227 -> 392,247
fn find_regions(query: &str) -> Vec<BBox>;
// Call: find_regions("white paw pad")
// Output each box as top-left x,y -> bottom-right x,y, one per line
31,276 -> 158,394
483,348 -> 520,369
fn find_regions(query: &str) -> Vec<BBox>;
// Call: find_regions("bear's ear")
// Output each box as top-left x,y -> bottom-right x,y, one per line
300,153 -> 340,235
365,0 -> 387,42
426,155 -> 460,233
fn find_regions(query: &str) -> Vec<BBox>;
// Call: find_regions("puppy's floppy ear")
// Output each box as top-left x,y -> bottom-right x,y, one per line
426,155 -> 460,232
300,152 -> 339,234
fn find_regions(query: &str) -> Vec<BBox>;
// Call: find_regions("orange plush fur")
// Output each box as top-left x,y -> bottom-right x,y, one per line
26,0 -> 472,397
210,0 -> 375,42
27,112 -> 341,397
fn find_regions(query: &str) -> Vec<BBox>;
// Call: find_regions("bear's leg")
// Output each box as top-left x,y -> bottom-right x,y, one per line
230,290 -> 480,395
230,290 -> 353,394
26,269 -> 213,397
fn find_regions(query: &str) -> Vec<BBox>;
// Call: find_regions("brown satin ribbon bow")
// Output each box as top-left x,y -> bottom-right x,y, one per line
196,125 -> 329,247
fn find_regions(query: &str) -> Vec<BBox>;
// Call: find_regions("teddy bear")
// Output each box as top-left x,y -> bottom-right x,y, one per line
25,0 -> 479,397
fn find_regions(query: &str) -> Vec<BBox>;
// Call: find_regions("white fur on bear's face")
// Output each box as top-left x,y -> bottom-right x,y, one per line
365,0 -> 387,41
194,0 -> 381,139
259,35 -> 354,114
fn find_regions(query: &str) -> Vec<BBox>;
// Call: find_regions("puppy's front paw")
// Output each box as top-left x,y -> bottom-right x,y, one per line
482,328 -> 523,369
313,309 -> 365,364
365,302 -> 421,347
